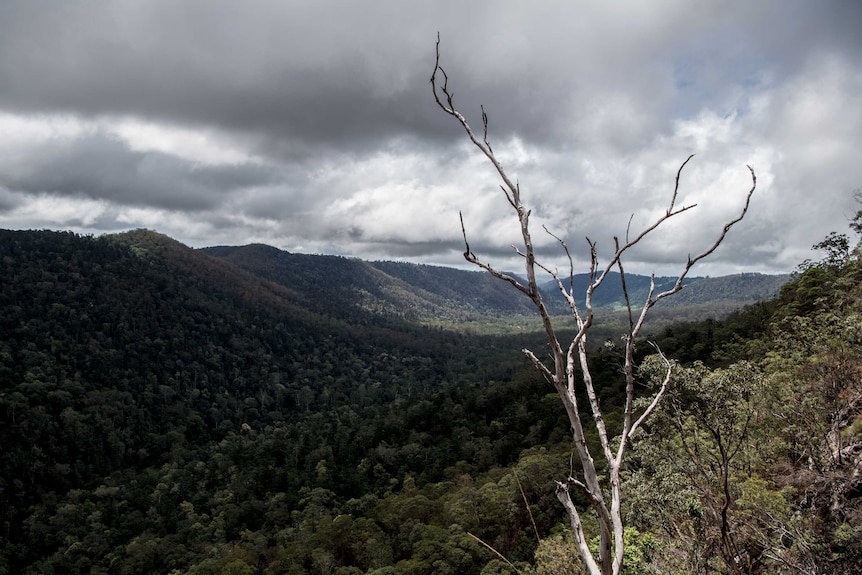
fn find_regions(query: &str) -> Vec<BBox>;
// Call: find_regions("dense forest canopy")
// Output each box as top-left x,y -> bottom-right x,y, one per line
1,226 -> 859,574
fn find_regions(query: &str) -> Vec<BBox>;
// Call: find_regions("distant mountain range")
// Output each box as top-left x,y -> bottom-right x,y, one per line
0,226 -> 791,334
201,242 -> 791,325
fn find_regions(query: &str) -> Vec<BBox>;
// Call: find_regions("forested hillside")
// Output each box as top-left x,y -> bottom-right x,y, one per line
199,244 -> 539,325
0,229 -> 579,574
627,233 -> 862,574
202,244 -> 788,328
1,227 -> 859,574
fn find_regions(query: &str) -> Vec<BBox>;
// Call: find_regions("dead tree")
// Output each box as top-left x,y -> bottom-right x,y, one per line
431,35 -> 756,575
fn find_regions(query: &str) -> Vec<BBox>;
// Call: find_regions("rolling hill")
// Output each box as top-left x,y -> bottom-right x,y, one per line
201,243 -> 791,326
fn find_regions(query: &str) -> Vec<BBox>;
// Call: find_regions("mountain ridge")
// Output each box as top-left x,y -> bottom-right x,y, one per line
201,239 -> 791,324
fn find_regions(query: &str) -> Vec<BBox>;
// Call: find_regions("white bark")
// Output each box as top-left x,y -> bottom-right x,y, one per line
432,34 -> 756,575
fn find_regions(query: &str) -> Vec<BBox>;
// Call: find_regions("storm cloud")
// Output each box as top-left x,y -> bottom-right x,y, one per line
0,0 -> 860,275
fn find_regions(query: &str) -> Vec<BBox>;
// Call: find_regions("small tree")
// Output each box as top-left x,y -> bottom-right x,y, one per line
431,35 -> 756,575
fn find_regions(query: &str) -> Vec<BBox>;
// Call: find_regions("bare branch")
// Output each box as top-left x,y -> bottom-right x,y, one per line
543,225 -> 584,323
467,533 -> 523,574
685,165 -> 757,270
625,213 -> 635,244
460,211 -> 531,297
649,165 -> 757,308
615,238 -> 636,333
514,470 -> 540,543
556,482 -> 602,575
669,154 -> 696,214
459,211 -> 472,258
629,342 -> 674,437
432,34 -> 522,210
523,348 -> 554,383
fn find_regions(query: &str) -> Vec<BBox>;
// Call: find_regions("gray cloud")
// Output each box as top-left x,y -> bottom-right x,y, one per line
0,0 -> 859,276
0,133 -> 279,211
0,187 -> 22,212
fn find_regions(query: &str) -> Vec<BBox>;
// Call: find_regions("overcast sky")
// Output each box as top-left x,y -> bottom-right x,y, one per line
1,1 -> 860,276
